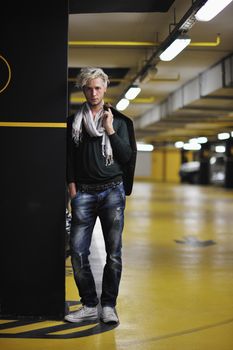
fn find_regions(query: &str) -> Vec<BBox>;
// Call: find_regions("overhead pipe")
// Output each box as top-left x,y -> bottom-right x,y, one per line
68,74 -> 181,83
189,33 -> 220,46
70,96 -> 156,104
68,34 -> 220,48
68,41 -> 157,47
69,77 -> 181,82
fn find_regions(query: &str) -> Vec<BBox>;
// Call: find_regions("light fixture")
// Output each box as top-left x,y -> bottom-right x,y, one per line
215,145 -> 226,153
217,132 -> 230,140
195,0 -> 233,22
189,138 -> 198,144
197,137 -> 208,144
137,143 -> 154,152
183,143 -> 201,151
175,141 -> 184,148
159,35 -> 191,61
189,137 -> 208,144
116,98 -> 130,111
231,131 -> 233,137
125,85 -> 141,100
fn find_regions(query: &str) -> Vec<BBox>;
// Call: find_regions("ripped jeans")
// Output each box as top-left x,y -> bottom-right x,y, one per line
70,182 -> 126,307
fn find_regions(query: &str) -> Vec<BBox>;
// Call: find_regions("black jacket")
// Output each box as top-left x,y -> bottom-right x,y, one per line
66,106 -> 137,196
110,107 -> 137,195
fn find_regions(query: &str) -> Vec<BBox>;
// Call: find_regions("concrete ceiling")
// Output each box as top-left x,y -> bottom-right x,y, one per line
68,0 -> 233,145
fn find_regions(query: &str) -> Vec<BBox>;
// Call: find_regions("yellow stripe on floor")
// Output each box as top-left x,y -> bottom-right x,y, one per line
49,323 -> 99,335
0,321 -> 62,334
0,320 -> 17,325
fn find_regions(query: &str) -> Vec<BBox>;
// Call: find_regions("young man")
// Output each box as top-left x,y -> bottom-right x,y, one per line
65,67 -> 136,324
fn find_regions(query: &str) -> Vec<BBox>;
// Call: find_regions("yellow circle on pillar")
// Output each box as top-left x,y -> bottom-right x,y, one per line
0,54 -> 12,94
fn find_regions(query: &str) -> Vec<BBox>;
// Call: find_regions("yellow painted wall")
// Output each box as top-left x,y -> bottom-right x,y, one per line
152,150 -> 165,181
136,148 -> 182,183
164,149 -> 181,183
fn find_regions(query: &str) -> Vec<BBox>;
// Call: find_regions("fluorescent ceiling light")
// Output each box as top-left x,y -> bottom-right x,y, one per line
218,132 -> 230,140
159,35 -> 191,61
195,0 -> 233,22
183,143 -> 201,151
125,86 -> 141,100
189,137 -> 208,144
175,141 -> 184,148
189,138 -> 198,144
116,98 -> 130,111
137,143 -> 154,152
231,131 -> 233,137
197,137 -> 208,144
215,145 -> 226,153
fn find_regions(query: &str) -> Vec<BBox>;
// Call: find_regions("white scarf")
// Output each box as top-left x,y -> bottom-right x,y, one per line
72,102 -> 114,166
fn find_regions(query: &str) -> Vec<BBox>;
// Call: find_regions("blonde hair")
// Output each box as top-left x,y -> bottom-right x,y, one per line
76,67 -> 109,88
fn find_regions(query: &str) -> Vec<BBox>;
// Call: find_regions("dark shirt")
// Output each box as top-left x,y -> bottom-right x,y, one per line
67,112 -> 132,185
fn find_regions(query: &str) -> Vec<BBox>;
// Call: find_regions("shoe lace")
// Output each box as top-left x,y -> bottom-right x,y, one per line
80,305 -> 96,314
104,307 -> 115,316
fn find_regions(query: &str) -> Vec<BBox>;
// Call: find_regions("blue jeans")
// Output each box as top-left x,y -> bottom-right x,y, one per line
70,182 -> 126,307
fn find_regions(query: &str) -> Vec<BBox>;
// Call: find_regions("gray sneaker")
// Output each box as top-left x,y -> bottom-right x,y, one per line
64,305 -> 98,323
100,306 -> 119,324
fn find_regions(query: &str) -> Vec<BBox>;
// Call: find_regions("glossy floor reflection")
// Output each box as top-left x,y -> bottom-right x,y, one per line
1,181 -> 233,349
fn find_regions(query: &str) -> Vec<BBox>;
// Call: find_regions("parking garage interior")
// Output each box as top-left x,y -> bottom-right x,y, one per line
0,1 -> 233,349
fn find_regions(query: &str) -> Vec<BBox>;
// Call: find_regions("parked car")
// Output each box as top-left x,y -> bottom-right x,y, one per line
210,155 -> 226,184
179,161 -> 200,184
179,155 -> 225,185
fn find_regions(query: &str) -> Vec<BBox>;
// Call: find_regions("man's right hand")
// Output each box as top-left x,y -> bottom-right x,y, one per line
68,182 -> 77,199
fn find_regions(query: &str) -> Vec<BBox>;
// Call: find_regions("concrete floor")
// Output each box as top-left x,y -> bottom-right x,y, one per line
1,181 -> 233,349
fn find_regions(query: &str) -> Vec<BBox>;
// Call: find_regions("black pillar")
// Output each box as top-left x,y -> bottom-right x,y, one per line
199,143 -> 210,185
225,139 -> 233,188
0,2 -> 68,319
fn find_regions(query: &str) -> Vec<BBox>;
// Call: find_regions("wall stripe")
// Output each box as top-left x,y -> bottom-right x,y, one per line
0,122 -> 66,128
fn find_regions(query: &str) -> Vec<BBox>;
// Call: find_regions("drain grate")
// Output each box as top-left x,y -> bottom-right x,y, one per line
174,236 -> 216,247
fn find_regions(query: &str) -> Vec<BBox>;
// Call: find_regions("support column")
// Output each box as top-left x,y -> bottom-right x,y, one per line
225,139 -> 233,188
0,1 -> 68,319
199,143 -> 210,185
